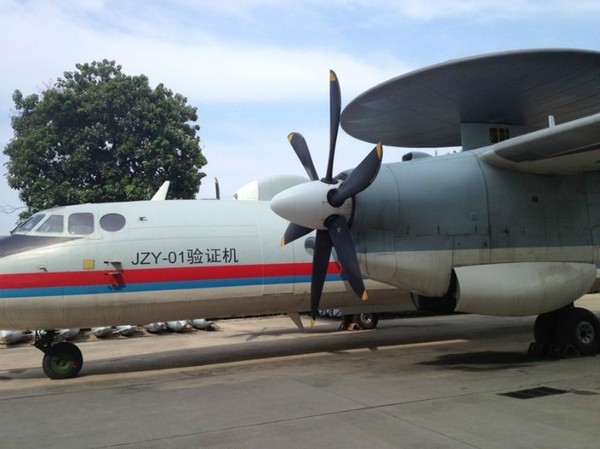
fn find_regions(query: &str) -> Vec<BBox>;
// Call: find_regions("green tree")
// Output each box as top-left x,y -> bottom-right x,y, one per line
4,60 -> 206,215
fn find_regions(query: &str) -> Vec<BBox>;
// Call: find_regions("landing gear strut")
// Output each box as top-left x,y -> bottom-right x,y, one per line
533,306 -> 600,356
34,330 -> 83,379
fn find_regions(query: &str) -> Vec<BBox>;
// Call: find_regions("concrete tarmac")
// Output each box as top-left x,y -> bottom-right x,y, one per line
1,296 -> 600,449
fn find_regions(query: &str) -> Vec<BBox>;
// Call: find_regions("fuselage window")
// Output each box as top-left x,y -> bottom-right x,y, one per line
37,215 -> 64,233
100,213 -> 126,232
68,213 -> 94,235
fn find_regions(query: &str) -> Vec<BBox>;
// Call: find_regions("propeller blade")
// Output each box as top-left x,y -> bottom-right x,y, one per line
281,222 -> 313,246
326,215 -> 367,301
328,142 -> 383,208
278,70 -> 373,323
310,229 -> 333,321
324,70 -> 341,183
288,133 -> 319,181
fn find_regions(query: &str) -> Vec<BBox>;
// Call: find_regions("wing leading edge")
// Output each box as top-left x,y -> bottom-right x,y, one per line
480,112 -> 600,175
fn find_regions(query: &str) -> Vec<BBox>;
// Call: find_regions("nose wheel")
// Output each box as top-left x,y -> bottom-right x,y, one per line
35,331 -> 83,379
42,342 -> 83,379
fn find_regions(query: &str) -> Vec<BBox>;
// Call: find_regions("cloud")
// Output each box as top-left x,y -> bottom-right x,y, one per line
0,0 -> 411,234
0,0 -> 408,106
330,0 -> 600,21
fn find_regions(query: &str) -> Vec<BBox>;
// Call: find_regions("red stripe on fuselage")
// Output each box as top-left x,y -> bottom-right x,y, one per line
0,262 -> 340,289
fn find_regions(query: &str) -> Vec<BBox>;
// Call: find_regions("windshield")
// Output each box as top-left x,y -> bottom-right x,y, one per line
12,214 -> 45,234
36,215 -> 65,233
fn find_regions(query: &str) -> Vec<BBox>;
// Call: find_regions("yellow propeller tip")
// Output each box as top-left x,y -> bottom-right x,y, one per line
361,291 -> 368,302
310,318 -> 316,328
287,133 -> 294,142
280,238 -> 286,247
330,70 -> 337,81
376,142 -> 383,158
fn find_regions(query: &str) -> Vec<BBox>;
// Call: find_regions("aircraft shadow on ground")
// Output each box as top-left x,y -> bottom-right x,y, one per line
81,329 -> 425,377
420,351 -> 542,371
84,324 -> 544,377
5,317 -> 540,380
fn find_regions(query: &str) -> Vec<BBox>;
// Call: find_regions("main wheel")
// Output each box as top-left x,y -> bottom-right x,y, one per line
555,307 -> 600,355
42,342 -> 83,379
353,313 -> 379,330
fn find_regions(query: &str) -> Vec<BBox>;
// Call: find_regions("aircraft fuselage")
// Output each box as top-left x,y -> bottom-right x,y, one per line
2,150 -> 599,329
0,200 -> 402,330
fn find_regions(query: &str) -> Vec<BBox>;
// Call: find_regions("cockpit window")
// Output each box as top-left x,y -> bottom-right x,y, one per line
36,215 -> 65,233
68,213 -> 94,235
100,213 -> 126,232
13,214 -> 45,233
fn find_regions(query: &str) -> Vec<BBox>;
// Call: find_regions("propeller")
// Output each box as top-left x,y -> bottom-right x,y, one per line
271,70 -> 383,323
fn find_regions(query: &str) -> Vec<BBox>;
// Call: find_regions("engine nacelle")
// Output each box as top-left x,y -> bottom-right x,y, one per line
454,262 -> 597,316
410,273 -> 457,314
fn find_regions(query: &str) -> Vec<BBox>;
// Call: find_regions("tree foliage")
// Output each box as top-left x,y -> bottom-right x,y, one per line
4,60 -> 206,215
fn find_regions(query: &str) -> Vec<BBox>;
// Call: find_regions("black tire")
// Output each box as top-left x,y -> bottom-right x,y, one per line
353,313 -> 379,330
534,311 -> 560,345
42,342 -> 83,380
555,307 -> 600,355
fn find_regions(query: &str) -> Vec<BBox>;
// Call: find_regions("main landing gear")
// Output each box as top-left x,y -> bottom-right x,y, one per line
34,330 -> 83,379
532,305 -> 600,356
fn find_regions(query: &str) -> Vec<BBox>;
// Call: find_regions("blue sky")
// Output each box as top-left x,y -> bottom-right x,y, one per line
1,0 -> 600,233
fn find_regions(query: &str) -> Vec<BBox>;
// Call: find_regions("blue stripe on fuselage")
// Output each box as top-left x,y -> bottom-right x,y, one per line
1,274 -> 343,298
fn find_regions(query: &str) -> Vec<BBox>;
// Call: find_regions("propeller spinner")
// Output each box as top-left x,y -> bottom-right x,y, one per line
270,70 -> 383,322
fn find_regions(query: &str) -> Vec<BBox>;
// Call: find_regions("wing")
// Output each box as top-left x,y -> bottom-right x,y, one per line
479,112 -> 600,174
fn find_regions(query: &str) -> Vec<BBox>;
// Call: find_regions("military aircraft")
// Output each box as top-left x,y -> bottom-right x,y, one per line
3,48 -> 600,379
271,49 -> 600,362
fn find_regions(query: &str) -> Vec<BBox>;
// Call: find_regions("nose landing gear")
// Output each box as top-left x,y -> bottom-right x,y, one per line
34,331 -> 83,379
